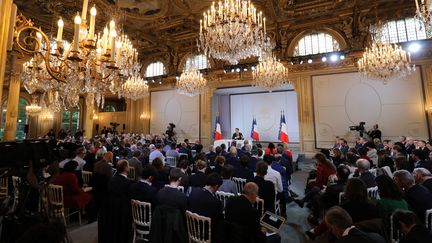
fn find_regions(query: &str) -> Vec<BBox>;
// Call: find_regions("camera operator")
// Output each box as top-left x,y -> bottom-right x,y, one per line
367,124 -> 382,141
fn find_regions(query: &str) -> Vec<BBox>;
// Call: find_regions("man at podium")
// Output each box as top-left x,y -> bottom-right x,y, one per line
232,128 -> 244,140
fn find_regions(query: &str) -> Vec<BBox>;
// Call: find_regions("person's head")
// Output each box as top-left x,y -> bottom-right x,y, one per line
357,147 -> 367,156
132,150 -> 141,158
331,148 -> 342,158
156,143 -> 163,151
177,159 -> 189,170
394,156 -> 410,170
392,210 -> 421,235
215,146 -> 222,155
418,140 -> 426,148
344,178 -> 367,202
373,124 -> 378,130
196,160 -> 207,172
220,143 -> 226,151
221,164 -> 234,179
263,154 -> 274,165
63,160 -> 78,172
356,159 -> 370,173
242,182 -> 259,204
365,141 -> 376,150
346,152 -> 359,166
393,170 -> 415,190
412,167 -> 432,184
314,152 -> 335,169
142,165 -> 157,181
375,175 -> 403,200
169,168 -> 183,184
229,146 -> 237,156
325,206 -> 353,239
340,138 -> 347,146
412,149 -> 425,161
215,156 -> 225,166
205,173 -> 223,192
267,142 -> 275,150
336,165 -> 351,183
170,142 -> 177,150
399,136 -> 406,143
256,161 -> 268,177
103,151 -> 113,162
235,128 -> 239,133
76,147 -> 86,158
240,155 -> 250,167
244,144 -> 252,152
117,160 -> 129,175
151,157 -> 164,170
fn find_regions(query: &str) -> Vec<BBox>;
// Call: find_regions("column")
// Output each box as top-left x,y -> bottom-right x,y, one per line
84,94 -> 94,138
200,87 -> 214,148
3,70 -> 21,141
142,95 -> 150,134
0,0 -> 13,124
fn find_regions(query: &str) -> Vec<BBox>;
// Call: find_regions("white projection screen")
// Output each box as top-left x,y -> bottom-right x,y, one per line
230,91 -> 300,143
150,90 -> 200,141
312,70 -> 429,148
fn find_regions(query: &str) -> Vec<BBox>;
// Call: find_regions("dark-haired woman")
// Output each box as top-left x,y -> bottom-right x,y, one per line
376,175 -> 409,219
264,142 -> 277,155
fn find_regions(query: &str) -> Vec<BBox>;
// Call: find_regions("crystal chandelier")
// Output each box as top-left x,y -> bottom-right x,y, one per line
414,0 -> 432,36
252,50 -> 289,91
120,74 -> 149,100
358,23 -> 414,83
177,62 -> 207,97
16,1 -> 139,110
198,0 -> 267,64
25,96 -> 42,117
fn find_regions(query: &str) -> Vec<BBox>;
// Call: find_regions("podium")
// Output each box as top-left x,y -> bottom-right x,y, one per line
214,139 -> 252,148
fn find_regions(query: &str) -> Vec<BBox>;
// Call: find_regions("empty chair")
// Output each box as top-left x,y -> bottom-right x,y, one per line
131,199 -> 152,242
47,184 -> 82,225
367,186 -> 380,200
231,177 -> 246,194
254,197 -> 264,217
215,191 -> 235,210
166,156 -> 177,167
186,210 -> 211,243
426,209 -> 432,231
82,171 -> 92,187
129,166 -> 136,181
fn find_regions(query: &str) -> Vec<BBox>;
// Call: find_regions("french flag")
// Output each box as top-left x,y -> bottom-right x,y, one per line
278,112 -> 289,143
214,115 -> 222,140
251,117 -> 260,141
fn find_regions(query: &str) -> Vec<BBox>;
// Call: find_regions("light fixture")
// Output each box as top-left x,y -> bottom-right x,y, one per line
236,68 -> 241,73
322,56 -> 327,62
25,96 -> 42,117
253,51 -> 289,91
414,0 -> 432,36
307,58 -> 313,64
358,22 -> 414,83
408,42 -> 421,53
299,60 -> 304,65
198,0 -> 268,64
177,60 -> 207,97
340,55 -> 345,60
330,54 -> 338,62
120,74 -> 149,100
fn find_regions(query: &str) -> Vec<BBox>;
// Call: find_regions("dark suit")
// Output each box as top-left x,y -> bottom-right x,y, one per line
232,132 -> 244,140
247,176 -> 275,213
233,167 -> 254,180
359,171 -> 377,188
248,157 -> 259,172
319,181 -> 346,209
400,225 -> 432,243
130,181 -> 158,207
156,186 -> 187,212
98,174 -> 133,243
189,171 -> 207,188
94,160 -> 113,178
188,187 -> 223,232
422,178 -> 432,193
415,160 -> 432,174
225,195 -> 266,243
405,184 -> 432,221
335,227 -> 385,243
206,151 -> 217,165
226,155 -> 241,169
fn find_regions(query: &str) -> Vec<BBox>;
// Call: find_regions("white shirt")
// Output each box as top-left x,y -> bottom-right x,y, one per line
265,166 -> 283,193
342,226 -> 356,237
73,156 -> 86,170
149,149 -> 165,163
59,159 -> 70,168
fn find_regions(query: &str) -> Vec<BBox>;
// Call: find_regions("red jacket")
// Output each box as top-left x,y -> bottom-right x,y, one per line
53,172 -> 92,209
309,162 -> 336,189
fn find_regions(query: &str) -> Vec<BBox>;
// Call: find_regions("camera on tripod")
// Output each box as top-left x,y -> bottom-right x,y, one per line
349,122 -> 366,137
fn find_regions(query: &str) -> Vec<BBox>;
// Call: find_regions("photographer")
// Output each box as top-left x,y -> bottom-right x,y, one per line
367,124 -> 382,141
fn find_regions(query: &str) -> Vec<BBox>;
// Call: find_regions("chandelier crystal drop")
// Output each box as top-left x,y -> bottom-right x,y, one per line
252,51 -> 289,91
414,0 -> 432,36
25,96 -> 42,117
120,75 -> 149,100
198,0 -> 267,64
177,63 -> 207,97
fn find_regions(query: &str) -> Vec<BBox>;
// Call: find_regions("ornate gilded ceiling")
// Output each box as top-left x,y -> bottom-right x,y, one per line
13,0 -> 415,76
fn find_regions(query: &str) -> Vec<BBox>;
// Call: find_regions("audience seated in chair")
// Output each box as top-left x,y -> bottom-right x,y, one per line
354,159 -> 377,188
217,164 -> 238,195
412,167 -> 432,193
189,160 -> 208,188
392,209 -> 432,243
128,150 -> 143,180
156,168 -> 188,212
375,175 -> 409,220
233,155 -> 254,180
247,161 -> 276,213
130,164 -> 158,208
151,157 -> 169,190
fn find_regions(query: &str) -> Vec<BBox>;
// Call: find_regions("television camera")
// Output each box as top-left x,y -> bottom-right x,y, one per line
349,121 -> 366,137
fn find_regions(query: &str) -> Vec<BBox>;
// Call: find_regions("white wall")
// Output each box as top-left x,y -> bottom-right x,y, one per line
312,70 -> 428,148
150,90 -> 199,141
230,91 -> 300,142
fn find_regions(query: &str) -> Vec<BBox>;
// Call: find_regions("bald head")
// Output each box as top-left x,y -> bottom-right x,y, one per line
243,182 -> 259,204
412,168 -> 432,183
356,159 -> 370,172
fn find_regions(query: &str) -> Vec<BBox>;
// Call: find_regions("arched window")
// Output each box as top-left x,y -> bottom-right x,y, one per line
184,54 -> 209,70
0,98 -> 29,140
380,18 -> 427,43
145,61 -> 166,77
103,105 -> 116,112
61,108 -> 80,134
293,32 -> 340,56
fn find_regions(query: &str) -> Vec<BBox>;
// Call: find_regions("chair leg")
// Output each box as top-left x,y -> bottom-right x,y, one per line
78,210 -> 82,225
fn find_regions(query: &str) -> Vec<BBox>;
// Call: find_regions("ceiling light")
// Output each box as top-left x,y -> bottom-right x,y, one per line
307,58 -> 313,64
322,56 -> 327,62
408,42 -> 421,53
330,54 -> 338,62
243,68 -> 248,71
340,55 -> 345,60
236,68 -> 241,72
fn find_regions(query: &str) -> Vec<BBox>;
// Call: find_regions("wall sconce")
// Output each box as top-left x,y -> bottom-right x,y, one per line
140,113 -> 149,120
92,109 -> 99,120
40,110 -> 54,121
427,105 -> 432,113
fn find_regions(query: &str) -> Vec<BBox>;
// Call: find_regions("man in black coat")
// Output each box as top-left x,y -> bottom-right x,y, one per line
98,160 -> 133,243
156,168 -> 188,212
225,147 -> 241,169
392,209 -> 432,243
189,160 -> 208,188
188,173 -> 223,241
413,167 -> 432,193
233,155 -> 254,180
325,206 -> 385,243
130,165 -> 158,207
355,159 -> 376,188
247,161 -> 276,213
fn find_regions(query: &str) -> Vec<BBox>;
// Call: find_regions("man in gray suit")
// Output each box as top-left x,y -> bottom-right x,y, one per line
128,150 -> 143,180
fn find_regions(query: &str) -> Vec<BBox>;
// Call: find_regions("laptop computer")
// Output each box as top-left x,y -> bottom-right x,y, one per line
260,211 -> 285,233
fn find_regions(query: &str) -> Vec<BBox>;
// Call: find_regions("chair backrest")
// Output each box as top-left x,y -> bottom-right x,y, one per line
82,171 -> 92,186
367,186 -> 380,200
426,209 -> 432,231
254,197 -> 264,217
47,184 -> 64,206
381,166 -> 393,177
232,177 -> 246,194
191,150 -> 197,158
166,156 -> 177,167
186,210 -> 211,243
179,153 -> 188,158
215,191 -> 235,209
0,177 -> 8,197
390,213 -> 402,243
338,192 -> 344,204
129,167 -> 136,180
131,199 -> 152,228
164,185 -> 185,193
369,168 -> 377,177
